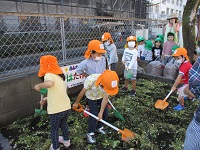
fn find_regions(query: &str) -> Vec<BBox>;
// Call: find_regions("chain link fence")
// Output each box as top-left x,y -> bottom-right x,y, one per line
0,12 -> 166,80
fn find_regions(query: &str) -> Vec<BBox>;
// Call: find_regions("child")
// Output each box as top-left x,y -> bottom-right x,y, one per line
162,32 -> 176,65
142,40 -> 153,62
137,36 -> 145,60
102,32 -> 119,71
184,56 -> 200,149
156,34 -> 164,43
73,70 -> 119,144
121,36 -> 138,96
76,40 -> 107,117
171,48 -> 194,111
34,55 -> 71,150
152,37 -> 163,61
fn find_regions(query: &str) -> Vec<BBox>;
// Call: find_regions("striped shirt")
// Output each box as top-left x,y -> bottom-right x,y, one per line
76,57 -> 106,76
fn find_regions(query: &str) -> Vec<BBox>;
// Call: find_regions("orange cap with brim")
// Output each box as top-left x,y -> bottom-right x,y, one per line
95,70 -> 119,95
126,36 -> 136,42
102,32 -> 114,43
84,40 -> 106,59
38,55 -> 63,77
172,47 -> 189,61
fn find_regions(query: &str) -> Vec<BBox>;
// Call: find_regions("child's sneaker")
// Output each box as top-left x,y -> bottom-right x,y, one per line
174,104 -> 185,111
83,108 -> 90,118
121,87 -> 128,93
129,90 -> 136,96
86,132 -> 96,144
184,96 -> 195,101
107,104 -> 111,109
49,144 -> 60,150
58,136 -> 70,147
95,127 -> 106,134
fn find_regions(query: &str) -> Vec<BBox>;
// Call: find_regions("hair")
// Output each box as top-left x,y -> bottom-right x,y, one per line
91,50 -> 96,54
167,32 -> 174,37
168,18 -> 178,23
40,73 -> 65,82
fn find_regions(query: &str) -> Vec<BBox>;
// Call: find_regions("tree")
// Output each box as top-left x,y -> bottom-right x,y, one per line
182,0 -> 200,62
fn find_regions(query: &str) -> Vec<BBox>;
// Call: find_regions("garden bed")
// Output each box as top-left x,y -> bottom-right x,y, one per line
1,78 -> 199,150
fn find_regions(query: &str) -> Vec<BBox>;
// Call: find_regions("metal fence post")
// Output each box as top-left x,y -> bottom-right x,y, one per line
60,15 -> 66,63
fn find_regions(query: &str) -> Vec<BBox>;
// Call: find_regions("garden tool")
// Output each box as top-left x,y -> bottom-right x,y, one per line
108,99 -> 125,121
35,88 -> 48,115
124,63 -> 132,79
155,90 -> 173,110
73,103 -> 135,142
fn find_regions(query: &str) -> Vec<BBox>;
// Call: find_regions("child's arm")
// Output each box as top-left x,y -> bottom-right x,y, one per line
122,49 -> 126,64
98,94 -> 109,119
34,80 -> 54,91
171,74 -> 182,92
73,88 -> 87,108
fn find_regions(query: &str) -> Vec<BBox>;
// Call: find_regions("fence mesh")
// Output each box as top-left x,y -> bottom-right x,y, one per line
0,12 -> 166,80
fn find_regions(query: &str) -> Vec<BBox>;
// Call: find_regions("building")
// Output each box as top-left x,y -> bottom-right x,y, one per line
147,0 -> 187,20
0,0 -> 149,19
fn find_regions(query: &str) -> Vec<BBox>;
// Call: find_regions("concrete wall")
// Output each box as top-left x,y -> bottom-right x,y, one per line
0,54 -> 120,127
0,54 -> 174,127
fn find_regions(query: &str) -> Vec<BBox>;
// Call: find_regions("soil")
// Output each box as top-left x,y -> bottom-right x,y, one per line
1,78 -> 199,150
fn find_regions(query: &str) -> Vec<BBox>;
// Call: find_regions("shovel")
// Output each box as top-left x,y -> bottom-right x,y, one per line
155,90 -> 173,110
108,99 -> 125,121
73,104 -> 135,142
35,88 -> 48,115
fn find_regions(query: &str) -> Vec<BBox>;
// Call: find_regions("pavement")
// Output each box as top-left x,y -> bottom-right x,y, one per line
0,133 -> 12,150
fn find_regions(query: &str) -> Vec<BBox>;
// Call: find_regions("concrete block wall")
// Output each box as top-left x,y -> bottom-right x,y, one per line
0,55 -> 174,127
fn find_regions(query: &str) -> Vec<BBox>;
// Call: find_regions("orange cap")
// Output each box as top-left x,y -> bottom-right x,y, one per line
126,36 -> 136,42
84,40 -> 106,59
95,70 -> 119,95
172,47 -> 189,61
38,55 -> 63,77
102,32 -> 114,43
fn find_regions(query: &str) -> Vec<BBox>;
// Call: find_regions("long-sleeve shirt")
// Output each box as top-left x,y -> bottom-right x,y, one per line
76,57 -> 106,75
104,43 -> 118,65
122,48 -> 138,70
162,41 -> 176,56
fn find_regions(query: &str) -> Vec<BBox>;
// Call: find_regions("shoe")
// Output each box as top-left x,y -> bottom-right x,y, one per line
58,136 -> 70,147
86,132 -> 96,144
174,104 -> 185,111
49,144 -> 60,150
121,87 -> 128,92
107,104 -> 111,109
129,90 -> 136,96
83,108 -> 90,118
96,127 -> 106,134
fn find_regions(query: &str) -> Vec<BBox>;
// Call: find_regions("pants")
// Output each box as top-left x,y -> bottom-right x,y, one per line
110,63 -> 117,71
162,55 -> 172,65
184,106 -> 200,150
50,110 -> 70,149
87,98 -> 108,133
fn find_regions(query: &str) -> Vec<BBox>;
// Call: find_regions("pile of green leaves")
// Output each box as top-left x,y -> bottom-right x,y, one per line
1,78 -> 199,150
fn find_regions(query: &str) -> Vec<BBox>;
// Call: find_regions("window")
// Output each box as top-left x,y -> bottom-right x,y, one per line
176,0 -> 179,6
167,0 -> 170,3
179,11 -> 181,17
180,0 -> 182,6
162,0 -> 166,4
166,8 -> 169,16
172,0 -> 175,4
171,9 -> 173,14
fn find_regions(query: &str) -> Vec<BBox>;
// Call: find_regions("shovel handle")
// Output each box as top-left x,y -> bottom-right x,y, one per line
84,110 -> 120,132
165,90 -> 173,100
108,99 -> 116,110
40,94 -> 44,110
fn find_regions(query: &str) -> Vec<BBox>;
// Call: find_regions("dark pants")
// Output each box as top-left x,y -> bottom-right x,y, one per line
87,98 -> 108,133
111,63 -> 117,71
50,110 -> 70,149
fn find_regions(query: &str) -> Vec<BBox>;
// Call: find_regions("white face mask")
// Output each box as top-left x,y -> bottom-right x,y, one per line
176,59 -> 182,65
94,56 -> 101,61
128,41 -> 136,48
104,41 -> 110,46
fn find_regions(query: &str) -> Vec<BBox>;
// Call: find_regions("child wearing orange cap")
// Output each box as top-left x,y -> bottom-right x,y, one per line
73,70 -> 119,144
121,36 -> 138,96
102,32 -> 118,71
171,48 -> 195,111
76,40 -> 107,117
34,55 -> 71,150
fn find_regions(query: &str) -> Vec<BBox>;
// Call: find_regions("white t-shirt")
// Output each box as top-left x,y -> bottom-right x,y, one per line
138,44 -> 145,57
122,48 -> 138,70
